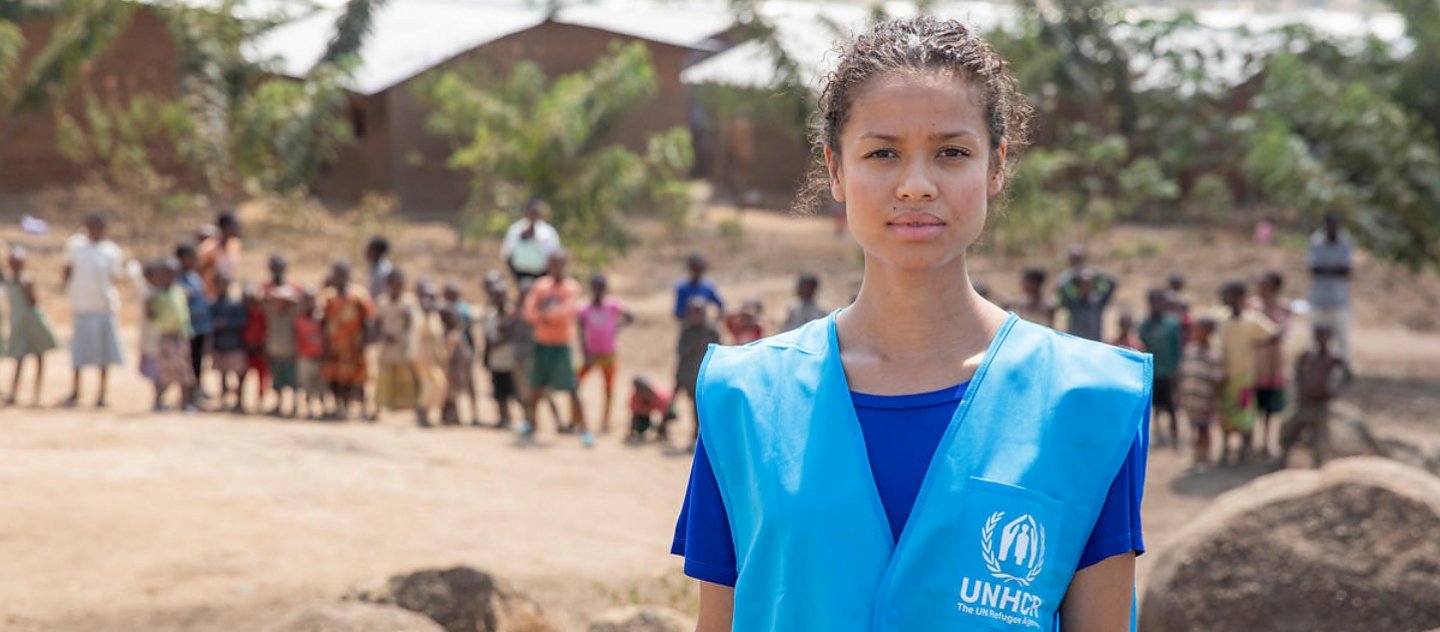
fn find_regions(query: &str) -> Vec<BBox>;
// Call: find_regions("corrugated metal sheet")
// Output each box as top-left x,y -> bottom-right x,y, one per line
681,1 -> 1408,92
247,0 -> 738,95
554,0 -> 735,51
245,0 -> 549,94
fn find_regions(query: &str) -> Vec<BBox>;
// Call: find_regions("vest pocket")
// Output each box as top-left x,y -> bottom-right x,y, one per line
948,478 -> 1067,631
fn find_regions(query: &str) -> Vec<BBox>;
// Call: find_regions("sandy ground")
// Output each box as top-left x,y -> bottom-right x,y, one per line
1,207 -> 1437,631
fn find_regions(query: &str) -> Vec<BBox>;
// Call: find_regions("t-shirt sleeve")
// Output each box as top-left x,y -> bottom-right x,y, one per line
670,436 -> 739,587
1076,410 -> 1149,571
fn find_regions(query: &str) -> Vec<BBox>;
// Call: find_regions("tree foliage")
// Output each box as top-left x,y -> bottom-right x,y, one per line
0,0 -> 133,164
422,41 -> 694,266
1243,54 -> 1440,272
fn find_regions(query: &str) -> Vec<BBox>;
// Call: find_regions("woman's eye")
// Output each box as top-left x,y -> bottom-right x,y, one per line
864,149 -> 898,159
939,147 -> 972,158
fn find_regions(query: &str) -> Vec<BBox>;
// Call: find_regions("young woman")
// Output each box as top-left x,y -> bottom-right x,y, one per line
672,18 -> 1150,631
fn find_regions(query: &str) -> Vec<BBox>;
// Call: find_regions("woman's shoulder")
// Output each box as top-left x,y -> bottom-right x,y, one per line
701,318 -> 829,382
1008,318 -> 1151,393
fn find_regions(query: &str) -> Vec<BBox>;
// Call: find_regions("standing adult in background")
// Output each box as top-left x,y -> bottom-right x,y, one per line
198,211 -> 243,299
63,213 -> 127,408
364,236 -> 393,301
1307,213 -> 1352,359
501,198 -> 562,285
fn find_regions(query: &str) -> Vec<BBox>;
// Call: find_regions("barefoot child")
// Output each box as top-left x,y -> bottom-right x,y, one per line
142,259 -> 195,412
210,273 -> 248,412
320,262 -> 374,420
482,277 -> 521,429
3,246 -> 59,406
442,281 -> 482,425
440,307 -> 474,426
1179,318 -> 1223,471
521,252 -> 589,445
1216,280 -> 1280,465
628,375 -> 676,442
1251,271 -> 1293,457
239,287 -> 269,413
375,269 -> 418,417
295,289 -> 328,419
577,273 -> 633,432
1140,288 -> 1184,449
413,280 -> 449,427
176,244 -> 213,403
668,297 -> 719,448
1278,324 -> 1352,469
262,254 -> 304,417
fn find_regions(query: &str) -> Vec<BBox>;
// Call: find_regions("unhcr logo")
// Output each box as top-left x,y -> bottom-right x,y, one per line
956,511 -> 1048,628
981,512 -> 1046,586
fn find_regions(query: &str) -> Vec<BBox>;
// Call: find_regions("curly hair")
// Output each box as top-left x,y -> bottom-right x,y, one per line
796,16 -> 1034,214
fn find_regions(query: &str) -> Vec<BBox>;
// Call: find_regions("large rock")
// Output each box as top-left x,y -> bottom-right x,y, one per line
1141,457 -> 1440,632
587,606 -> 694,632
346,566 -> 557,632
263,603 -> 446,632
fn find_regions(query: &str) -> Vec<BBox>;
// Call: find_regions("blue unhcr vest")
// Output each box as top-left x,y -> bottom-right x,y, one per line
697,312 -> 1150,631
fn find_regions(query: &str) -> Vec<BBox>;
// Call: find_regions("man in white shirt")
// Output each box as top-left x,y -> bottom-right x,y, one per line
1307,214 -> 1353,358
63,213 -> 128,407
501,198 -> 562,283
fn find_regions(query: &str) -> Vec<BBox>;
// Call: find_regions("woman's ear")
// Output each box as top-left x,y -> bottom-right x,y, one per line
988,142 -> 1008,197
824,146 -> 846,203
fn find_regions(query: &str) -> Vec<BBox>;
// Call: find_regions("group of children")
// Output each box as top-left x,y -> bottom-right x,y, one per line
1008,265 -> 1351,472
0,218 -> 831,455
4,219 -> 1348,464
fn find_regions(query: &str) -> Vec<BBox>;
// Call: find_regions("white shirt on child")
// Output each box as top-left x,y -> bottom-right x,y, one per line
64,233 -> 125,314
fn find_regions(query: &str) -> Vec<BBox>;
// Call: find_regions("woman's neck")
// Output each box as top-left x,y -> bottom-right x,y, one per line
839,254 -> 1006,365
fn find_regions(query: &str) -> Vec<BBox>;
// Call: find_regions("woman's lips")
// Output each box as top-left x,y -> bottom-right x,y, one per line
887,213 -> 946,241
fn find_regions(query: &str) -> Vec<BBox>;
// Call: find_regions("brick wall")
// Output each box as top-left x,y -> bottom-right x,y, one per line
0,7 -> 182,192
322,22 -> 699,213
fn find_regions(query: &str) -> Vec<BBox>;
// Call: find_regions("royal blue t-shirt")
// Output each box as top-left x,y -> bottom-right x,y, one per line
674,278 -> 724,319
670,381 -> 1148,587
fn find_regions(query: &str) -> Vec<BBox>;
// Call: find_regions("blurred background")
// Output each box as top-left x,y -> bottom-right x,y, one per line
0,0 -> 1437,630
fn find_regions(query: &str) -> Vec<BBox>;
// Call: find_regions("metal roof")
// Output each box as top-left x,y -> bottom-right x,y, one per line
681,1 -> 1409,92
553,0 -> 736,51
247,0 -> 739,95
246,0 -> 549,94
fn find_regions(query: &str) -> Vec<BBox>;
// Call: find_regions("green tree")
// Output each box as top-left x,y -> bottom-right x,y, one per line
0,0 -> 133,159
1387,0 -> 1440,133
421,41 -> 694,266
1244,54 -> 1440,272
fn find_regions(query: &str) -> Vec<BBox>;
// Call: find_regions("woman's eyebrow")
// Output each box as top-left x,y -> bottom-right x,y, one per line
856,130 -> 980,141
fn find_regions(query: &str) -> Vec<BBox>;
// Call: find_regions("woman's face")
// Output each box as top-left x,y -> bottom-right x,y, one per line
827,72 -> 1003,273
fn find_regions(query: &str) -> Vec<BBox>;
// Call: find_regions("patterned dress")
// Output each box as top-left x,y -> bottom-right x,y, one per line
322,289 -> 375,387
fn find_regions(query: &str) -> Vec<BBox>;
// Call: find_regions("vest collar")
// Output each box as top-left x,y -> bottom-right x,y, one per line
819,309 -> 1021,546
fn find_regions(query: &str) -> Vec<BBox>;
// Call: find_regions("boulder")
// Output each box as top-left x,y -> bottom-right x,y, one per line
587,606 -> 694,632
1141,457 -> 1440,632
347,566 -> 557,632
263,603 -> 446,632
